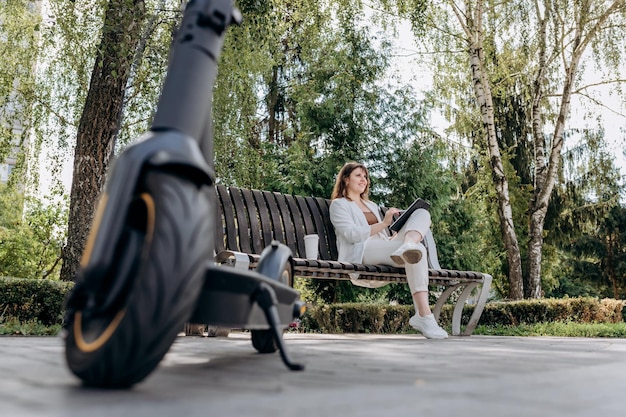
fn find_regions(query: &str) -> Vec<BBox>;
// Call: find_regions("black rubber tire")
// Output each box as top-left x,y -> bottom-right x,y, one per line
65,169 -> 213,388
250,263 -> 292,354
251,329 -> 277,353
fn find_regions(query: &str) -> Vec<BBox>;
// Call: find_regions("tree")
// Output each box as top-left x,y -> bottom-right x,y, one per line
413,0 -> 626,299
554,205 -> 626,299
422,0 -> 525,298
544,127 -> 625,298
59,0 -> 148,281
525,0 -> 626,298
213,0 -> 424,196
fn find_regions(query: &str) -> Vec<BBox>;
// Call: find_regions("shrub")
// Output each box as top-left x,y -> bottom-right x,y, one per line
2,277 -> 624,336
469,297 -> 624,326
0,277 -> 73,326
301,297 -> 625,333
301,303 -> 414,333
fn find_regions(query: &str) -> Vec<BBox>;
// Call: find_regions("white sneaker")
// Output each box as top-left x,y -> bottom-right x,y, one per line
409,314 -> 448,339
390,242 -> 422,265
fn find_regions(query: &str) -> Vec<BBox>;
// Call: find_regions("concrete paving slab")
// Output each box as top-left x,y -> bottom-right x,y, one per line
1,332 -> 625,417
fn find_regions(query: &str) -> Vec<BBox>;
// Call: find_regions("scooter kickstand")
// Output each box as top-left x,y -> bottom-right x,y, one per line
252,283 -> 305,371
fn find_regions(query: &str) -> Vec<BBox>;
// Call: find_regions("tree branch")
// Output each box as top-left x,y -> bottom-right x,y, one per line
447,0 -> 472,39
572,79 -> 626,93
572,91 -> 626,119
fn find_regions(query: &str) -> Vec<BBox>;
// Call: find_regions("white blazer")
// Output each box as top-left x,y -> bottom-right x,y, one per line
329,197 -> 390,288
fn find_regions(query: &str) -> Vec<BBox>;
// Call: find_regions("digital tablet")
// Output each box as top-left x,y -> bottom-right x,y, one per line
389,198 -> 431,233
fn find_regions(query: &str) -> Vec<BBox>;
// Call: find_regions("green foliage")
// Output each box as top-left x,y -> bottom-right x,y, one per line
544,129 -> 626,298
0,317 -> 63,336
28,0 -> 179,195
300,297 -> 624,334
0,0 -> 41,187
0,185 -> 68,279
213,0 -> 426,198
115,0 -> 182,149
411,0 -> 626,299
474,322 -> 626,338
472,297 -> 624,325
546,204 -> 626,299
301,302 -> 415,333
0,277 -> 74,326
29,0 -> 107,194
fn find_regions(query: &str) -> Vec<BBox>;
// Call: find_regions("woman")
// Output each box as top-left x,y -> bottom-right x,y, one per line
329,161 -> 448,339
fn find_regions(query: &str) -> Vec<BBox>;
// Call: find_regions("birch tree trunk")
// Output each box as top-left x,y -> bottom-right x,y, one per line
526,0 -> 625,298
60,0 -> 147,281
450,0 -> 524,299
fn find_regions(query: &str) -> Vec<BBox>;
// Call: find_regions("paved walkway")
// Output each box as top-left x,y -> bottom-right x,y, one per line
2,332 -> 625,417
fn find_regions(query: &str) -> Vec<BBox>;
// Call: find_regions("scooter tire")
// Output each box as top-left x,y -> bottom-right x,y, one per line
65,169 -> 213,388
251,329 -> 277,353
250,261 -> 292,354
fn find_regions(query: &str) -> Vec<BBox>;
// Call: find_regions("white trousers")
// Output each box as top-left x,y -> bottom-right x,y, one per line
362,208 -> 431,293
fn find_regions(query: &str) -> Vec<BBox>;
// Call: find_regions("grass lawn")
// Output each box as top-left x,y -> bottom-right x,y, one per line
472,321 -> 626,338
2,318 -> 626,338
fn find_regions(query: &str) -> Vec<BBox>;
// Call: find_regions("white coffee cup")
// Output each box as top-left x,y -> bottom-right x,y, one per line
303,234 -> 319,259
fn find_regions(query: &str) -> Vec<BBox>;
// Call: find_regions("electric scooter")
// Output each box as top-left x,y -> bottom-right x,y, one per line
63,0 -> 305,388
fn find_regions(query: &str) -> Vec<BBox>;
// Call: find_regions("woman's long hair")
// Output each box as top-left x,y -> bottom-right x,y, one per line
331,161 -> 370,200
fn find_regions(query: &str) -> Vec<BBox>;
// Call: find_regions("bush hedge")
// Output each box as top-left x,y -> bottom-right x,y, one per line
1,277 -> 624,334
471,297 -> 624,326
0,277 -> 73,326
300,297 -> 625,334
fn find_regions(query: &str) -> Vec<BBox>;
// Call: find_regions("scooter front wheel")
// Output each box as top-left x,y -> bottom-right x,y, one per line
65,169 -> 213,388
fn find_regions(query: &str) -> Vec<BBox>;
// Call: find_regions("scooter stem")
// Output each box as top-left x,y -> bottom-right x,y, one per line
151,0 -> 242,164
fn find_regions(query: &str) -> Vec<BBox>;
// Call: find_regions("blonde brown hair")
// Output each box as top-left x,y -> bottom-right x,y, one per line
331,161 -> 370,200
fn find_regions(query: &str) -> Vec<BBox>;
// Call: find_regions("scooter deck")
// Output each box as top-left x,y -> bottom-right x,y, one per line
189,263 -> 302,328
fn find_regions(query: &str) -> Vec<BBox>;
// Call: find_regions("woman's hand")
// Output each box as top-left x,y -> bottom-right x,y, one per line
383,208 -> 400,227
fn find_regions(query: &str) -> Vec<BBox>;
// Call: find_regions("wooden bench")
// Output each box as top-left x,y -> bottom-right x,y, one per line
213,184 -> 492,336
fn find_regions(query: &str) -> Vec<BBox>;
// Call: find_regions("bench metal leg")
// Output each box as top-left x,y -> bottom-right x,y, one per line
461,274 -> 492,336
452,282 -> 478,336
432,284 -> 461,323
432,275 -> 492,336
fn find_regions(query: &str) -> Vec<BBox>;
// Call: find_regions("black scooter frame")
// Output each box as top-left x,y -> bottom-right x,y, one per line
65,0 -> 305,382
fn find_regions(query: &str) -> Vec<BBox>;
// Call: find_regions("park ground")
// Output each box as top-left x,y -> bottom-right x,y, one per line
2,332 -> 626,416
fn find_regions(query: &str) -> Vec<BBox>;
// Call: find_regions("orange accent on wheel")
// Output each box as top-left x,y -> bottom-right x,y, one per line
74,309 -> 126,353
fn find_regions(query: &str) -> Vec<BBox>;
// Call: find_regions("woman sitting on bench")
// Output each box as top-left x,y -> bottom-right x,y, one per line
329,161 -> 448,339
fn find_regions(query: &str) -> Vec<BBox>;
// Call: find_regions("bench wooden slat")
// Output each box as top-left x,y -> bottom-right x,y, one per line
285,194 -> 307,258
274,192 -> 298,254
314,197 -> 338,260
252,189 -> 273,247
213,186 -> 225,254
305,197 -> 331,260
217,185 -> 238,251
230,186 -> 252,254
241,188 -> 264,254
294,195 -> 316,235
262,190 -> 286,244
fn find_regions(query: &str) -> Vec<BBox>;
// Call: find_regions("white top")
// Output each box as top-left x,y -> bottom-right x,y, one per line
329,197 -> 389,265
